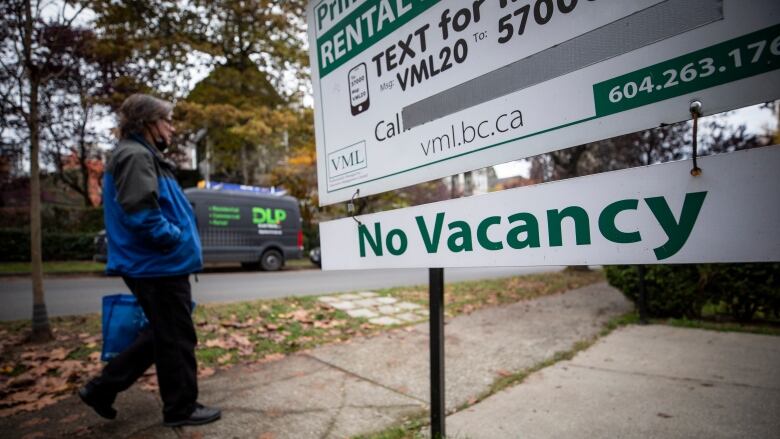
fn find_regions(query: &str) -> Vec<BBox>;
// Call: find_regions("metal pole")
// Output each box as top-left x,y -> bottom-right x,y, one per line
429,267 -> 445,438
637,265 -> 648,324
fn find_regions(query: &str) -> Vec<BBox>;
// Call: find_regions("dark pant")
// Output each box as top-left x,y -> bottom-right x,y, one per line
90,274 -> 198,421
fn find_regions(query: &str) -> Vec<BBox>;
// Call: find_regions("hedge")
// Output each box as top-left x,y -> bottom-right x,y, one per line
0,206 -> 104,233
0,229 -> 95,261
606,264 -> 780,323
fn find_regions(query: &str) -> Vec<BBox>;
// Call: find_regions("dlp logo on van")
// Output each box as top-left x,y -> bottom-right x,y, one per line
252,207 -> 287,225
328,141 -> 367,177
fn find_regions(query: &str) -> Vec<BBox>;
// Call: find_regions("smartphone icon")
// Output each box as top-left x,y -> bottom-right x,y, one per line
348,63 -> 370,116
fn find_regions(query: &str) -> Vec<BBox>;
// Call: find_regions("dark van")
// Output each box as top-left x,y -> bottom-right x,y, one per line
185,188 -> 303,271
95,188 -> 303,271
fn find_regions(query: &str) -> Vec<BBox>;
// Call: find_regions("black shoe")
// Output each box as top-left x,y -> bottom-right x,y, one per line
163,404 -> 221,427
78,386 -> 117,420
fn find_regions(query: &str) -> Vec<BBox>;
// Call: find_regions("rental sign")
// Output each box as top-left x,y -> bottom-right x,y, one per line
307,0 -> 780,205
319,146 -> 780,270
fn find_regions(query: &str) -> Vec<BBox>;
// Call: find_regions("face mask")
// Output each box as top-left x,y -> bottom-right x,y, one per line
154,138 -> 169,152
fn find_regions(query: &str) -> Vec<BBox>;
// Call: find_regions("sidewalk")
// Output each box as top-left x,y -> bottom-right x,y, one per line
1,282 -> 776,438
448,325 -> 780,439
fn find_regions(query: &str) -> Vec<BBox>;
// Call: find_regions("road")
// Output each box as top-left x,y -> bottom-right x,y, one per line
0,266 -> 564,321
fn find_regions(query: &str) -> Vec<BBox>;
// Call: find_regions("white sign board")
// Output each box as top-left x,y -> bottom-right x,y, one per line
320,146 -> 780,270
307,0 -> 780,205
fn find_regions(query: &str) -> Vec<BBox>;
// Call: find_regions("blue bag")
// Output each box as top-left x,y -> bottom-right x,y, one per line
101,294 -> 149,362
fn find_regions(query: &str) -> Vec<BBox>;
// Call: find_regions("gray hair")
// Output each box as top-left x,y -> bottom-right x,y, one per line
117,94 -> 173,139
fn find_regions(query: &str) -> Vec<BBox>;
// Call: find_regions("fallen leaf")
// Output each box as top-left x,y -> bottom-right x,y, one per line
4,375 -> 34,392
290,310 -> 312,323
20,352 -> 39,361
231,334 -> 252,346
35,376 -> 71,394
56,360 -> 87,380
221,321 -> 251,329
198,367 -> 215,378
265,323 -> 279,331
21,432 -> 45,439
73,426 -> 91,437
657,412 -> 673,419
138,375 -> 158,392
60,413 -> 83,424
20,417 -> 49,428
262,353 -> 285,362
205,339 -> 228,349
257,433 -> 275,439
6,391 -> 38,404
496,369 -> 513,378
49,348 -> 70,361
30,364 -> 59,377
88,352 -> 101,362
217,354 -> 232,364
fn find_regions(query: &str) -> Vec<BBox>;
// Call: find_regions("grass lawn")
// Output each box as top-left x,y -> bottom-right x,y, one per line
0,258 -> 316,276
0,261 -> 105,276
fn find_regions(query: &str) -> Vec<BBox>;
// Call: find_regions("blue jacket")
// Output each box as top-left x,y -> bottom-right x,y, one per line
103,134 -> 202,277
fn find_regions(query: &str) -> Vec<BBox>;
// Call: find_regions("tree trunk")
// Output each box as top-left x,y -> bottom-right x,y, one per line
29,80 -> 52,342
79,96 -> 92,207
241,143 -> 249,185
463,171 -> 474,196
450,175 -> 459,198
80,142 -> 92,206
25,0 -> 52,342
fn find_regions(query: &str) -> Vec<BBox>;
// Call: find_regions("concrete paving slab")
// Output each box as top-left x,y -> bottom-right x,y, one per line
192,355 -> 423,439
571,325 -> 780,389
376,297 -> 398,304
369,316 -> 403,326
357,292 -> 379,298
396,312 -> 425,323
0,386 -> 171,439
353,298 -> 382,307
396,302 -> 422,310
337,294 -> 362,301
329,301 -> 356,310
347,308 -> 379,318
448,325 -> 780,439
310,283 -> 631,409
378,305 -> 402,314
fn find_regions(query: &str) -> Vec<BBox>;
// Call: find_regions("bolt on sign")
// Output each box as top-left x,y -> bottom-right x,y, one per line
319,146 -> 780,270
307,0 -> 780,205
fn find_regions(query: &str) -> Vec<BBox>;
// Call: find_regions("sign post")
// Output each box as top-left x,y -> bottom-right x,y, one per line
429,267 -> 445,438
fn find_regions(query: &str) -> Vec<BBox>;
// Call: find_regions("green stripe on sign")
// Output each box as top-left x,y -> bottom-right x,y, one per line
593,23 -> 780,117
316,0 -> 440,78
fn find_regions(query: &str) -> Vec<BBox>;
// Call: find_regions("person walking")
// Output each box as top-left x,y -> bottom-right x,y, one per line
79,94 -> 220,427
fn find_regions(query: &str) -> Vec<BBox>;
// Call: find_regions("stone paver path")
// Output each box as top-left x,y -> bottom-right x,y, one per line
318,291 -> 428,325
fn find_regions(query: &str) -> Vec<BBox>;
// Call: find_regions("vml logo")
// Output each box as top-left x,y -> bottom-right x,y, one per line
328,140 -> 367,178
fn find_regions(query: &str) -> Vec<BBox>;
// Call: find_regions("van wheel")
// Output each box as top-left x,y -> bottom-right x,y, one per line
260,249 -> 283,271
